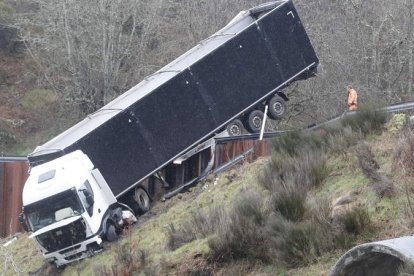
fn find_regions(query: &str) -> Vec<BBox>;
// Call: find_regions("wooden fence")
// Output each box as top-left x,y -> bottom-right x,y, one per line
0,161 -> 28,238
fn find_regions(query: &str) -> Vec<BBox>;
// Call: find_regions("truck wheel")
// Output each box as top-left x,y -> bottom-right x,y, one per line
245,110 -> 264,133
105,223 -> 118,242
226,119 -> 243,136
268,95 -> 287,120
133,188 -> 150,214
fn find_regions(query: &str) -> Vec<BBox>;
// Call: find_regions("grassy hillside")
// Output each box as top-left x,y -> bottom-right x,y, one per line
2,110 -> 414,275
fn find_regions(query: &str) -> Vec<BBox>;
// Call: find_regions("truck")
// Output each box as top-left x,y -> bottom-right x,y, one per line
19,0 -> 319,267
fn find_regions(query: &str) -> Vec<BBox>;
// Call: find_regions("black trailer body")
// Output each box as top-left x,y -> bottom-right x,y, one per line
28,1 -> 319,197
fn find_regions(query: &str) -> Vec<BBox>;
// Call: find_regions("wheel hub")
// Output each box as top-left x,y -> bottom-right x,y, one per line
230,125 -> 241,135
273,102 -> 284,115
253,116 -> 262,128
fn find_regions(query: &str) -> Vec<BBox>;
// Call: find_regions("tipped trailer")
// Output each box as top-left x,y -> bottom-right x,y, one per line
19,0 -> 318,267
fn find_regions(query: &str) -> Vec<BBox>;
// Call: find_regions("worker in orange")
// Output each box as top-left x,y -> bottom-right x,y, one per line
347,85 -> 358,111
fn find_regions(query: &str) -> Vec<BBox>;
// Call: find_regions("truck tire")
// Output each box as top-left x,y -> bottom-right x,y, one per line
105,223 -> 118,242
133,188 -> 150,214
245,110 -> 264,133
268,95 -> 287,120
226,119 -> 243,136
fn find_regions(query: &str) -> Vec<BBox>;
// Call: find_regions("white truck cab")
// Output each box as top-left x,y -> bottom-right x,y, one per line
21,150 -> 129,267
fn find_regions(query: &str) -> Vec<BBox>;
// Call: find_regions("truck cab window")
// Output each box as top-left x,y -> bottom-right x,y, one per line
25,189 -> 84,232
79,180 -> 94,216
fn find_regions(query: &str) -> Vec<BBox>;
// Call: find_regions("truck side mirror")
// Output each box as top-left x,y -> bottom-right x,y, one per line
18,213 -> 29,232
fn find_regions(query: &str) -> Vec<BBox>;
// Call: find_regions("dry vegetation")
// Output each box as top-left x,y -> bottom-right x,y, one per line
2,108 -> 412,276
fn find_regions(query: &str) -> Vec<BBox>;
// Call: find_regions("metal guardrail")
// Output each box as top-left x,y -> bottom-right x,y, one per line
216,100 -> 414,144
0,156 -> 27,163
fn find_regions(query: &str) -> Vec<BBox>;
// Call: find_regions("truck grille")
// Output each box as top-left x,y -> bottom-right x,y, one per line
59,244 -> 81,255
36,218 -> 87,252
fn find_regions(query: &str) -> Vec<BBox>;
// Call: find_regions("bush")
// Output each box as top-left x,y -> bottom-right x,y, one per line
94,243 -> 156,276
341,105 -> 388,135
271,131 -> 325,156
266,214 -> 331,267
339,206 -> 373,236
208,191 -> 269,263
187,206 -> 227,238
387,113 -> 407,135
260,147 -> 328,193
166,223 -> 197,251
324,126 -> 362,154
270,183 -> 306,222
166,206 -> 228,251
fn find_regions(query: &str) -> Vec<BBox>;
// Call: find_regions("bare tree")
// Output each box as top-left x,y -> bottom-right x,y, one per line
15,0 -> 271,117
15,0 -> 414,123
289,0 -> 414,122
16,0 -> 164,116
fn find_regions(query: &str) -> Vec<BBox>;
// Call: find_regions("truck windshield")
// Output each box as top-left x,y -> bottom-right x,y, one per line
25,189 -> 84,232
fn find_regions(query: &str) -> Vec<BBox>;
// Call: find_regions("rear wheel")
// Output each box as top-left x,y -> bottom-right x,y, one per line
133,188 -> 150,214
245,110 -> 264,133
268,95 -> 287,120
226,119 -> 243,136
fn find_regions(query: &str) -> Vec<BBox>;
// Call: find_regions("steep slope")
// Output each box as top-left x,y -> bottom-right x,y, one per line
2,112 -> 414,276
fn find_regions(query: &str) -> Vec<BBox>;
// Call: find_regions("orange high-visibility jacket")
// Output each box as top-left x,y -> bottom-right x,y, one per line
347,88 -> 358,111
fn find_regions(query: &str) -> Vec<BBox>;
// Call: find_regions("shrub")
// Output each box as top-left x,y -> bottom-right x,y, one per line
94,243 -> 155,276
260,148 -> 328,193
325,126 -> 362,154
208,217 -> 268,263
166,223 -> 196,251
306,196 -> 333,230
166,206 -> 228,251
387,113 -> 407,135
208,191 -> 269,263
339,206 -> 373,236
270,183 -> 306,222
187,206 -> 227,238
232,191 -> 265,225
266,215 -> 329,267
271,130 -> 325,156
341,105 -> 388,135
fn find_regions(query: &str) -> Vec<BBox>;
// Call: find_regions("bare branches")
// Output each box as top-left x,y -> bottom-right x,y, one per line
9,0 -> 414,120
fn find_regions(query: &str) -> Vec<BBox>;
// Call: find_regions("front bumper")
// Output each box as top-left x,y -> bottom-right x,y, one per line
44,235 -> 103,267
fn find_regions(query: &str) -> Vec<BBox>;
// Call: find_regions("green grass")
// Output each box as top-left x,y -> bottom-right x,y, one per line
0,234 -> 44,275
